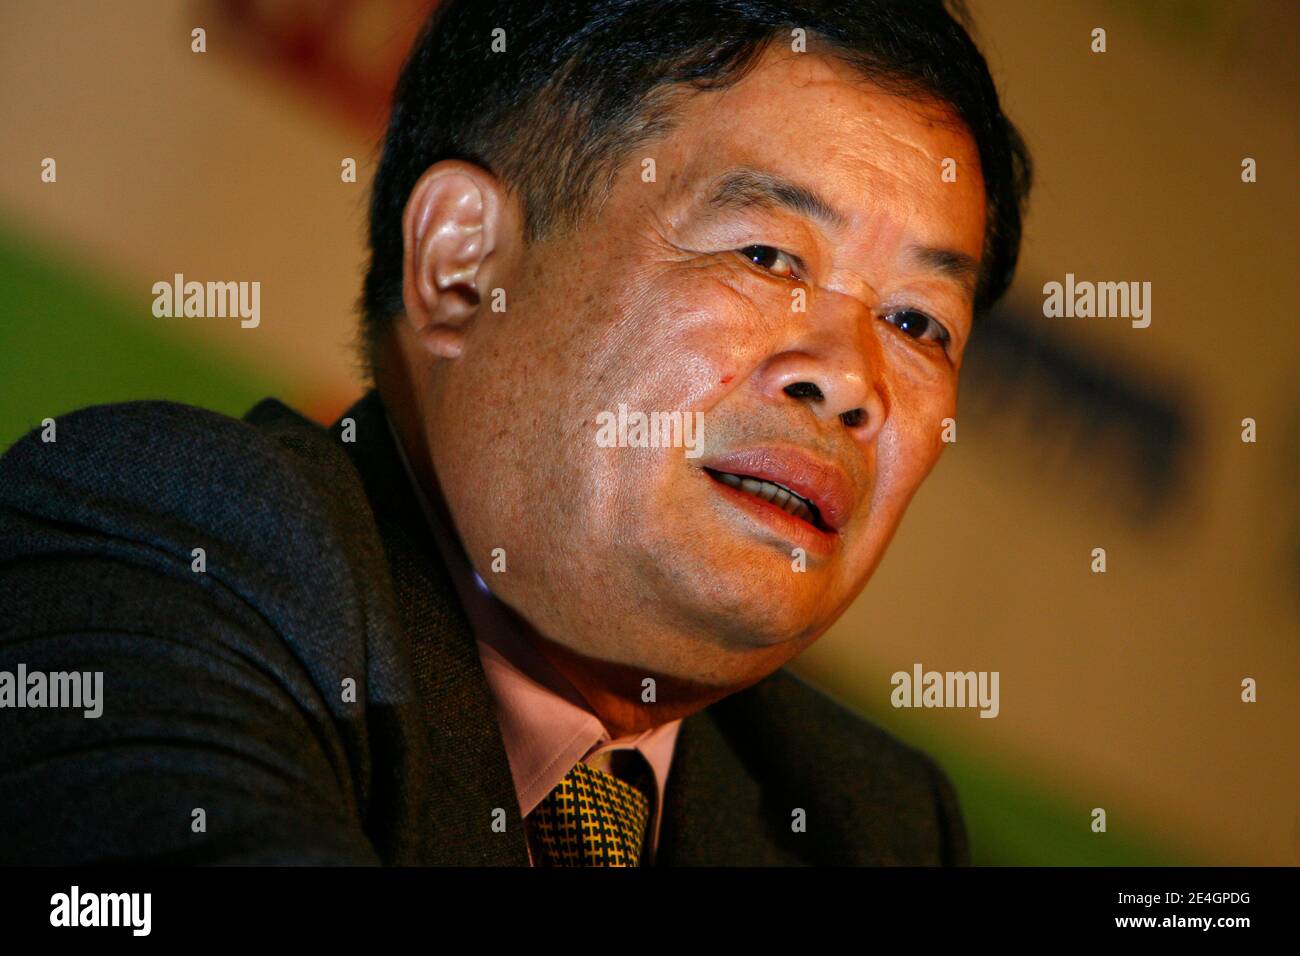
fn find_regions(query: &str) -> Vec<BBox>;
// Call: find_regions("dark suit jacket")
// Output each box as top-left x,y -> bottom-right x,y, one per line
0,390 -> 969,865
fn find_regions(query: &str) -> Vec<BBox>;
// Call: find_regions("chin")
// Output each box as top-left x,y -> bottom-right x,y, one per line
728,592 -> 828,649
630,495 -> 831,609
657,551 -> 833,650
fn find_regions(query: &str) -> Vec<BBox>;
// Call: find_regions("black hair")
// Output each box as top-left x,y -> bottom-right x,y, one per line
359,0 -> 1032,376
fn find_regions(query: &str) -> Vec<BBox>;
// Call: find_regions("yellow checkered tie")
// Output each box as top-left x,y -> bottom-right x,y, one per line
528,758 -> 653,866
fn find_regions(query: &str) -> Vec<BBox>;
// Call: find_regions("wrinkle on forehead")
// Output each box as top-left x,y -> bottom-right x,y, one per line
716,45 -> 977,157
647,48 -> 986,271
689,60 -> 978,184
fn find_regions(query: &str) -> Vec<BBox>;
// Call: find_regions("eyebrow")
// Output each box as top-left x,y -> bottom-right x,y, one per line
704,167 -> 849,230
907,245 -> 981,299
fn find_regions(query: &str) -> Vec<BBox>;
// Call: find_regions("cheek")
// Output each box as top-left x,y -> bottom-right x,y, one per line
872,364 -> 956,499
877,406 -> 948,503
598,265 -> 778,412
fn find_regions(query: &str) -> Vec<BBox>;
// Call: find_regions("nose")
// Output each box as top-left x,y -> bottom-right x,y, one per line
757,295 -> 888,442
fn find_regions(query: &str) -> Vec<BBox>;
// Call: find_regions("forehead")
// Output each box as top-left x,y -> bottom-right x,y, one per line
656,46 -> 986,261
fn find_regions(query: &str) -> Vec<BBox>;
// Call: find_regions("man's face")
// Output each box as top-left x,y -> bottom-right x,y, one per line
424,47 -> 986,694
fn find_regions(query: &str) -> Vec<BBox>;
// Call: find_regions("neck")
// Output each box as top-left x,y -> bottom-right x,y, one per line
522,625 -> 736,737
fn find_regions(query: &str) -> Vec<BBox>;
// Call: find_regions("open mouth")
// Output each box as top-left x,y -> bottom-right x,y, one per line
703,467 -> 828,531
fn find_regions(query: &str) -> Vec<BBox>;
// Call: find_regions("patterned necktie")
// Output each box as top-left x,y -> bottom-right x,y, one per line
528,752 -> 654,866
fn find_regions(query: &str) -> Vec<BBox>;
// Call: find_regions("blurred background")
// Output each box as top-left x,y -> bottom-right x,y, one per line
1,0 -> 1295,864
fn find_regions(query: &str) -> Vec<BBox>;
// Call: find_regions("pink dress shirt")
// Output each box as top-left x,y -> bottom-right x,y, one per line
385,413 -> 681,863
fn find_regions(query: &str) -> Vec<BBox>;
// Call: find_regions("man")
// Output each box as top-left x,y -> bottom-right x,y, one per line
0,0 -> 1029,865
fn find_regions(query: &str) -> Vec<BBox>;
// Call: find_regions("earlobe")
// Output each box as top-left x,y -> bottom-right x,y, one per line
400,162 -> 503,360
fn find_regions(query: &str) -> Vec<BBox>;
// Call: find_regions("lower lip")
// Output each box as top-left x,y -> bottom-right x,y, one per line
703,472 -> 841,559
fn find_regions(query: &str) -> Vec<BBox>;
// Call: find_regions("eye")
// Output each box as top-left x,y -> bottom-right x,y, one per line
738,244 -> 800,280
881,309 -> 951,348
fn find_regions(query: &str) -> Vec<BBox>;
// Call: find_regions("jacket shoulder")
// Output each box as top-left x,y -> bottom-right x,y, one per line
0,397 -> 387,669
0,399 -> 394,863
3,398 -> 325,523
1,397 -> 356,563
767,668 -> 948,771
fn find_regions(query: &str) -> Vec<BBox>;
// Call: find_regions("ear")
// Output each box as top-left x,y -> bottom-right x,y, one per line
400,161 -> 507,360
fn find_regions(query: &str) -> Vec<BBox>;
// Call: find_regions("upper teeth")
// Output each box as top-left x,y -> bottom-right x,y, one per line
714,471 -> 817,525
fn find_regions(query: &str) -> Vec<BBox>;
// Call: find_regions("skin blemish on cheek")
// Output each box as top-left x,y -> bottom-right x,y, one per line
720,374 -> 734,384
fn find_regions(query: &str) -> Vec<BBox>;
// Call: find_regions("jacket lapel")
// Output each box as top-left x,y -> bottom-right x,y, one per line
657,699 -> 806,865
336,390 -> 529,865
